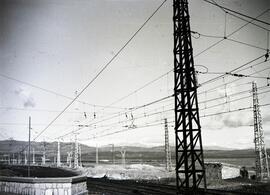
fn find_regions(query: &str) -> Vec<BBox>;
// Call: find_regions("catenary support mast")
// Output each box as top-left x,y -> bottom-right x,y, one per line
173,0 -> 206,191
164,118 -> 172,171
252,82 -> 269,180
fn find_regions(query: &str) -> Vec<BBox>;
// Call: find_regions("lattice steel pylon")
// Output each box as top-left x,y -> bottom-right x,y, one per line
173,0 -> 206,191
252,82 -> 269,180
164,118 -> 172,172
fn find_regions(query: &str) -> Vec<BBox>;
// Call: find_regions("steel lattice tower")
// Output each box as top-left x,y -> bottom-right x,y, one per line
173,0 -> 206,190
164,118 -> 172,172
252,82 -> 269,180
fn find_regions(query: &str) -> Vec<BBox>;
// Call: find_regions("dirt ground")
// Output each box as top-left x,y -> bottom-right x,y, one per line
1,165 -> 270,194
86,177 -> 270,195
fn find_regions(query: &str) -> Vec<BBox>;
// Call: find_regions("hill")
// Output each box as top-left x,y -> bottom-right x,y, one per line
0,139 -> 259,159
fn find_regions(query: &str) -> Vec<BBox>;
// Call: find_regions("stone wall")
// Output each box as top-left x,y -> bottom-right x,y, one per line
0,175 -> 88,195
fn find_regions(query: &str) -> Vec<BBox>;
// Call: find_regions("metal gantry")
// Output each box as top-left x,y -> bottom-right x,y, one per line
173,0 -> 206,191
252,82 -> 269,180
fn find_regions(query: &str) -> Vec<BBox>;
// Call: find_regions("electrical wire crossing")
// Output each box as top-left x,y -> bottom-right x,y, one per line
29,0 -> 168,143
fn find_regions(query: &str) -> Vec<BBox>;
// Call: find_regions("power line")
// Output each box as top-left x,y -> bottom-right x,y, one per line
80,101 -> 270,140
87,9 -> 269,120
202,0 -> 270,26
209,0 -> 269,31
194,9 -> 269,58
55,63 -> 270,140
199,53 -> 269,87
31,0 -> 168,142
0,106 -> 115,115
55,67 -> 270,139
198,63 -> 270,95
198,71 -> 270,80
0,73 -> 126,110
93,9 -> 270,117
191,31 -> 267,51
200,89 -> 270,111
106,70 -> 172,107
59,86 -> 270,140
56,94 -> 173,139
79,121 -> 167,141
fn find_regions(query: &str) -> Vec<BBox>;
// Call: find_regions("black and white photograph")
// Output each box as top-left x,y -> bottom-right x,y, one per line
0,0 -> 269,194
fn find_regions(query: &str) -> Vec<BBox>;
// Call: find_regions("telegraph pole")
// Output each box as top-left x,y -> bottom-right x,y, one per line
74,134 -> 79,168
57,140 -> 61,167
28,116 -> 31,177
252,82 -> 269,180
24,150 -> 27,165
120,148 -> 126,168
173,0 -> 206,191
110,144 -> 115,164
32,148 -> 35,165
96,145 -> 99,165
79,144 -> 82,167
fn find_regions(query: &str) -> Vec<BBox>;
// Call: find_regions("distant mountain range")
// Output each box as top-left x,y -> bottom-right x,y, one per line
0,139 -> 260,160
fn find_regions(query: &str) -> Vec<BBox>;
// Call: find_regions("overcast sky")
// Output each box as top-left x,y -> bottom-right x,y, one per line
0,0 -> 269,149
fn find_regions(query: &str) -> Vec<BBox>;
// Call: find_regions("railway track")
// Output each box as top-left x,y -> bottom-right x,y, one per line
87,178 -> 176,195
87,178 -> 270,195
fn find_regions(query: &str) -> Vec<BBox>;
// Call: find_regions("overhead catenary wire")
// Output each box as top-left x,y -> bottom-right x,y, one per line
9,0 -> 268,152
202,0 -> 270,26
0,73 -> 126,110
209,0 -> 269,31
199,53 -> 270,87
83,8 -> 269,122
191,31 -> 267,51
197,71 -> 270,80
56,94 -> 173,139
194,9 -> 269,58
51,54 -> 270,141
91,9 -> 270,119
29,0 -> 168,143
54,60 -> 270,140
80,101 -> 270,140
56,84 -> 270,141
198,62 -> 270,95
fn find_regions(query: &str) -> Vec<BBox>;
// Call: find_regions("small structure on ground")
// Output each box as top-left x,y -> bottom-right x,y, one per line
205,162 -> 240,181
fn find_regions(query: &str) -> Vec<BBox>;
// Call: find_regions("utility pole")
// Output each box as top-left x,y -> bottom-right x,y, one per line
79,143 -> 82,167
24,150 -> 27,165
42,151 -> 46,165
28,116 -> 31,177
42,141 -> 46,165
67,151 -> 72,168
57,140 -> 61,167
110,144 -> 115,164
164,118 -> 172,172
96,145 -> 99,165
173,0 -> 206,191
32,148 -> 35,165
74,134 -> 79,168
252,82 -> 269,180
120,148 -> 126,168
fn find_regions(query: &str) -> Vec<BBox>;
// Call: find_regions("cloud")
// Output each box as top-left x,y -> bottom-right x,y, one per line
203,111 -> 252,130
222,112 -> 252,128
14,87 -> 36,108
